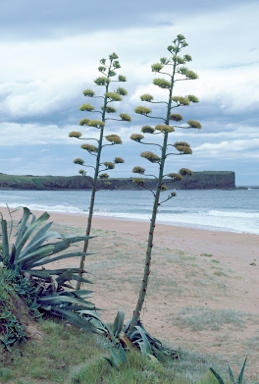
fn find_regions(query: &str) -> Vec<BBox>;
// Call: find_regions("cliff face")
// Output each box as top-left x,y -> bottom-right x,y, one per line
0,171 -> 235,190
175,171 -> 236,189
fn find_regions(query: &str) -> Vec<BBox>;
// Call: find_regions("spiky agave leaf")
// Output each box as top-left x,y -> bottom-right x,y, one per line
1,208 -> 94,290
13,209 -> 51,256
28,268 -> 90,283
13,207 -> 32,241
0,218 -> 10,262
15,244 -> 56,269
80,310 -> 111,336
124,321 -> 176,362
15,233 -> 93,271
210,356 -> 247,384
133,325 -> 152,356
27,251 -> 89,269
54,270 -> 91,287
113,309 -> 125,338
209,368 -> 225,384
51,307 -> 100,335
38,291 -> 96,310
104,345 -> 127,369
237,356 -> 247,383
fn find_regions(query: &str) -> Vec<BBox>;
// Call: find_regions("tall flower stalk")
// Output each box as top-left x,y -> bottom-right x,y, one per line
69,53 -> 131,289
129,34 -> 201,329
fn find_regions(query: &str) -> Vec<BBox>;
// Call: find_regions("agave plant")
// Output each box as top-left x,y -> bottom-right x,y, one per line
0,206 -> 103,346
70,53 -> 131,289
84,309 -> 178,368
210,356 -> 247,384
97,34 -> 197,367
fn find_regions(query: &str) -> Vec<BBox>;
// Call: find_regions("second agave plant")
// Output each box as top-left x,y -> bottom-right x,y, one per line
98,34 -> 202,364
129,34 -> 201,329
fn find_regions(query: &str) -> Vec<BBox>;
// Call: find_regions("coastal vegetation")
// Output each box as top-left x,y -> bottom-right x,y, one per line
0,35 -> 252,383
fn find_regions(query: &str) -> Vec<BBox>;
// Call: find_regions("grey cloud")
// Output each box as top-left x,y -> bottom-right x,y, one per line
0,0 -> 251,40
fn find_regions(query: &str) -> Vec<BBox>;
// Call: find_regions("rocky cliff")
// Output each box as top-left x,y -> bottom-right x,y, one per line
0,171 -> 236,190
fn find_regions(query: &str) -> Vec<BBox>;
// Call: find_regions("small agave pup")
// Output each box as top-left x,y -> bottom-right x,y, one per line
69,53 -> 131,289
129,34 -> 201,329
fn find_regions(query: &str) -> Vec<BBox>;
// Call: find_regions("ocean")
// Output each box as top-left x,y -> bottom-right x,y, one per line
0,188 -> 259,235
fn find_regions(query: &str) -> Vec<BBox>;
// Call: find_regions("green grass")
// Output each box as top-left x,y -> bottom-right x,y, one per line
0,316 -> 235,384
0,318 -> 102,383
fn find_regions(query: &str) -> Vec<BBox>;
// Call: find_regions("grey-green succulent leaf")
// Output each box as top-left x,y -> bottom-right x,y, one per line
209,368 -> 226,384
134,325 -> 152,356
18,228 -> 62,259
15,244 -> 56,269
104,345 -> 127,369
1,219 -> 10,261
113,309 -> 125,338
51,308 -> 100,334
237,356 -> 247,383
30,251 -> 89,268
14,210 -> 51,257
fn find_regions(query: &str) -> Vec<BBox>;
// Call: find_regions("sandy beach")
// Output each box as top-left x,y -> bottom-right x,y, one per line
1,207 -> 259,378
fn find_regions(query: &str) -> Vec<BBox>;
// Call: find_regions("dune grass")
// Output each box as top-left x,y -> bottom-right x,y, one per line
176,307 -> 245,331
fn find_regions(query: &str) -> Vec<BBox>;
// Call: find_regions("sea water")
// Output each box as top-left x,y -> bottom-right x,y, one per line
0,188 -> 258,234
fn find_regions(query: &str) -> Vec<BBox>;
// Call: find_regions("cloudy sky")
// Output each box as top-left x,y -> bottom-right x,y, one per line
0,0 -> 258,186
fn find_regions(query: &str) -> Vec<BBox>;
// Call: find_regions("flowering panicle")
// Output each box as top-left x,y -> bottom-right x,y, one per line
132,166 -> 146,174
155,124 -> 174,133
81,144 -> 98,153
140,151 -> 160,163
69,131 -> 82,138
105,134 -> 122,144
141,126 -> 155,134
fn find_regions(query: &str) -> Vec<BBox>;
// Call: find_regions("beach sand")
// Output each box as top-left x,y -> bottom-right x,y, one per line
2,207 -> 259,378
